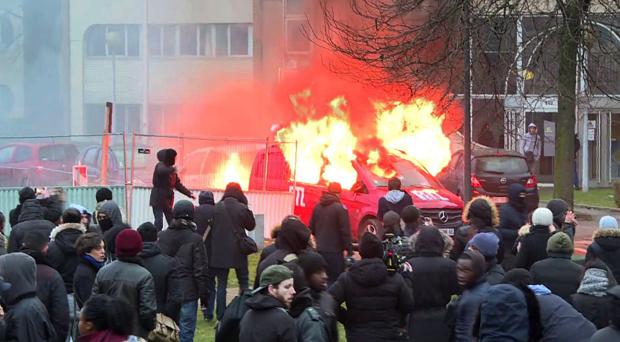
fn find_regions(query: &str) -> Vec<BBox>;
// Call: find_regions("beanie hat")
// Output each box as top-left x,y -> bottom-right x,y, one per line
467,232 -> 499,258
546,199 -> 569,225
467,198 -> 494,226
327,182 -> 342,194
198,191 -> 215,205
260,265 -> 294,288
383,211 -> 401,227
297,251 -> 328,278
401,205 -> 420,224
173,200 -> 195,220
359,232 -> 383,259
460,250 -> 486,279
532,208 -> 553,226
95,188 -> 113,203
18,187 -> 36,204
546,232 -> 573,255
599,216 -> 619,230
115,229 -> 143,257
137,222 -> 158,242
502,268 -> 533,286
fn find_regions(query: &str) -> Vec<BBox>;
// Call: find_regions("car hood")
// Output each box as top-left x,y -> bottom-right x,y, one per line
402,186 -> 463,209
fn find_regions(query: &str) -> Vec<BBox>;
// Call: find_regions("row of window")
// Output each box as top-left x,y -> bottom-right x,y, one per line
85,23 -> 253,58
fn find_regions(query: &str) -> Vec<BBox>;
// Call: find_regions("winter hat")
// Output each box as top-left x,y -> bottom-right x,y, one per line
198,191 -> 215,205
466,198 -> 494,226
459,250 -> 486,279
327,182 -> 342,194
18,187 -> 36,204
532,208 -> 553,226
383,211 -> 401,227
173,200 -> 195,220
277,218 -> 310,254
546,199 -> 569,225
297,251 -> 328,277
259,264 -> 294,288
95,187 -> 113,203
137,222 -> 158,242
577,268 -> 610,297
415,227 -> 445,256
502,268 -> 533,286
359,232 -> 383,259
467,232 -> 500,258
599,216 -> 619,230
546,232 -> 573,255
401,205 -> 420,224
115,229 -> 143,257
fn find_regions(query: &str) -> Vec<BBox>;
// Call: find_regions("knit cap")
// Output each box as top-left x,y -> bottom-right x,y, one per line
467,232 -> 499,258
546,232 -> 573,256
532,208 -> 553,226
260,265 -> 294,288
599,216 -> 619,230
173,200 -> 195,220
115,229 -> 143,257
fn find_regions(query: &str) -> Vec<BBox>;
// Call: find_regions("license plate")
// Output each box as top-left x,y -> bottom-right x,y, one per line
439,228 -> 454,236
491,197 -> 508,204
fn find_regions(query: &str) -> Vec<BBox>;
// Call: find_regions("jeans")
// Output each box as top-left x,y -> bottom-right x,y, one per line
318,251 -> 345,286
153,206 -> 173,231
206,267 -> 230,321
179,300 -> 198,342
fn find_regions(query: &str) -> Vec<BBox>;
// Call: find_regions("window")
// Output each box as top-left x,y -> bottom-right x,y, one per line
85,24 -> 140,57
114,104 -> 142,133
83,147 -> 99,167
199,25 -> 214,56
215,24 -> 229,57
148,26 -> 162,55
286,19 -> 311,53
163,25 -> 177,56
230,24 -> 250,56
39,145 -> 69,162
286,0 -> 305,15
475,156 -> 529,174
0,146 -> 15,163
180,24 -> 198,55
14,146 -> 33,163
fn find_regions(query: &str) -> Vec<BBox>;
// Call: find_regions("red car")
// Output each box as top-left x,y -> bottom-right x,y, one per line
249,145 -> 464,241
0,143 -> 79,187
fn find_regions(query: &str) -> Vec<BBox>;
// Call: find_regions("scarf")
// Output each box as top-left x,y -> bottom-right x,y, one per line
577,268 -> 609,297
83,255 -> 105,270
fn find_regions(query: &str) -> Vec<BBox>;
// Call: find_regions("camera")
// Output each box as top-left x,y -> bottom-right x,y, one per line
382,233 -> 409,274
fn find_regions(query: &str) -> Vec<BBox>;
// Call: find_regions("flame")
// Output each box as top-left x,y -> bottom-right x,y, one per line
276,92 -> 453,189
213,152 -> 250,190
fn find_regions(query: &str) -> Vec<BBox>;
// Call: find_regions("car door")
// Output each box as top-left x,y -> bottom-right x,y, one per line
0,145 -> 17,186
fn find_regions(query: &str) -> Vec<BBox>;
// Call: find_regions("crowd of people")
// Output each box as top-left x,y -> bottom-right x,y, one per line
0,148 -> 618,342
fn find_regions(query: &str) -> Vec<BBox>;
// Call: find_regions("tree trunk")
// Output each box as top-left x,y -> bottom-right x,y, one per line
554,0 -> 586,207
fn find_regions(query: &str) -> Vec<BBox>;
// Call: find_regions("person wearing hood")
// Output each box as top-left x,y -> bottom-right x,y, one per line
586,216 -> 620,281
498,183 -> 529,270
309,182 -> 353,285
73,233 -> 106,308
530,232 -> 583,302
92,187 -> 113,225
452,197 -> 503,263
239,265 -> 297,342
515,207 -> 554,270
77,294 -> 134,342
0,252 -> 56,341
9,186 -> 36,228
546,198 -> 577,241
138,222 -> 182,322
97,200 -> 129,261
451,249 -> 490,342
329,232 -> 414,342
92,229 -> 157,338
502,269 -> 597,341
571,260 -> 617,329
48,208 -> 86,293
195,190 -> 216,238
8,198 -> 56,253
401,205 -> 421,237
254,216 -> 311,288
158,200 -> 208,342
403,226 -> 460,342
21,231 -> 69,342
377,177 -> 414,220
149,148 -> 195,231
466,232 -> 505,285
589,285 -> 620,342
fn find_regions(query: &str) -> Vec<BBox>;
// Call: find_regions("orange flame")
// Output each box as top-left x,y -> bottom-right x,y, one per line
213,152 -> 250,190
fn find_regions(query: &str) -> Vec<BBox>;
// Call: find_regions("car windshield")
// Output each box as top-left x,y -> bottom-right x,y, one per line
475,156 -> 529,174
369,159 -> 439,188
0,146 -> 15,163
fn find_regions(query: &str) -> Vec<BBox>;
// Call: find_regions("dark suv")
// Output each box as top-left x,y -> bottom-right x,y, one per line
437,148 -> 539,211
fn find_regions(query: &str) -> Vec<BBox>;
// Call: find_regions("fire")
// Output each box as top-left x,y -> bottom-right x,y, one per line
213,152 -> 250,190
276,91 -> 454,189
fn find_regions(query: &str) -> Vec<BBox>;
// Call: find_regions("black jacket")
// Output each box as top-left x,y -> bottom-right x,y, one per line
498,184 -> 528,255
8,199 -> 56,253
571,293 -> 611,329
514,225 -> 551,270
149,149 -> 192,209
139,242 -> 182,320
586,229 -> 620,281
47,223 -> 85,293
289,288 -> 331,342
329,258 -> 414,342
377,190 -> 413,220
0,253 -> 56,342
239,292 -> 297,342
102,224 -> 130,261
8,204 -> 22,228
309,192 -> 352,254
530,255 -> 583,302
92,258 -> 157,338
195,192 -> 216,237
73,256 -> 102,308
158,219 -> 209,302
21,249 -> 69,342
209,192 -> 256,269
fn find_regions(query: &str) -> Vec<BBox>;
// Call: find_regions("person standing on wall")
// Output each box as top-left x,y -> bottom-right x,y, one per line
149,148 -> 195,231
520,123 -> 541,174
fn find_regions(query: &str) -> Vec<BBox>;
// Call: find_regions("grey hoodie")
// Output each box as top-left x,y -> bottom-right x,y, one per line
98,201 -> 124,226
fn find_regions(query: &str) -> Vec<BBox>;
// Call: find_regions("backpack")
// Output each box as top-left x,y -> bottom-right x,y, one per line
215,288 -> 259,342
148,313 -> 180,342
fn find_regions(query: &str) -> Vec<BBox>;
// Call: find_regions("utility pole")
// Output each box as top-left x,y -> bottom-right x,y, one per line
462,0 -> 473,202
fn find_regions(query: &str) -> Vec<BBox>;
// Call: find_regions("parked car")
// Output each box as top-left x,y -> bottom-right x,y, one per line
249,145 -> 464,241
0,143 -> 79,187
436,148 -> 539,211
75,145 -> 123,185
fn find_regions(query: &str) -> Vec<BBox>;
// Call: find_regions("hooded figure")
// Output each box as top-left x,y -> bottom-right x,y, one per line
452,250 -> 489,342
467,232 -> 505,285
452,197 -> 503,263
546,199 -> 576,240
589,285 -> 620,342
8,198 -> 56,253
149,148 -> 194,230
9,187 -> 36,227
478,284 -> 530,342
195,190 -> 216,238
498,184 -> 528,269
377,177 -> 413,220
586,216 -> 620,281
47,208 -> 87,293
0,253 -> 56,341
404,227 -> 460,342
98,201 -> 129,261
571,261 -> 617,329
515,208 -> 553,270
329,232 -> 414,341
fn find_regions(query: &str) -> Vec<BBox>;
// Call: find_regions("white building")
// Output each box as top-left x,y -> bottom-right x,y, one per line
0,1 -> 24,123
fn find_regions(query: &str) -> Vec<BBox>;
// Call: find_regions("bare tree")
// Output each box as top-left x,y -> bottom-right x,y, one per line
309,0 -> 620,206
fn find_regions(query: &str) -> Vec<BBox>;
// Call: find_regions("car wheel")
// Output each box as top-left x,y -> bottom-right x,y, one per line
358,218 -> 383,242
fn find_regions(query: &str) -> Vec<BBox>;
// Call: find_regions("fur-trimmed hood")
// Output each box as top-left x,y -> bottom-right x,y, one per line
593,228 -> 620,240
462,196 -> 499,228
50,222 -> 86,241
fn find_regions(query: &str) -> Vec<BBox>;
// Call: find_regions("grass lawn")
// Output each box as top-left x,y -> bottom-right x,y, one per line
539,187 -> 616,208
